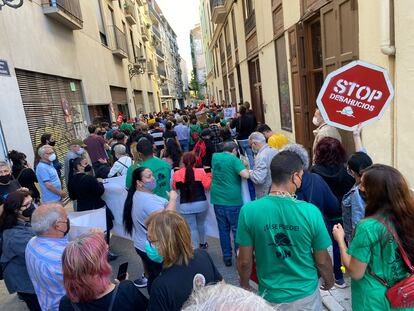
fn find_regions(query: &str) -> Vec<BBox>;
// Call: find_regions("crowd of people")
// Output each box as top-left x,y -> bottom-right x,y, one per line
0,102 -> 413,311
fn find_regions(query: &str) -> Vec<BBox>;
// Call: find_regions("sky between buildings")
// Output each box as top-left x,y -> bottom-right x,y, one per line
155,0 -> 201,76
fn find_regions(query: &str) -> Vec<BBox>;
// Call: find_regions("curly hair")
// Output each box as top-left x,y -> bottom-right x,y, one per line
314,137 -> 346,166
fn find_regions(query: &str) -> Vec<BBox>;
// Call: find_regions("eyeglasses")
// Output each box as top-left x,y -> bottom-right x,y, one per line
147,234 -> 158,247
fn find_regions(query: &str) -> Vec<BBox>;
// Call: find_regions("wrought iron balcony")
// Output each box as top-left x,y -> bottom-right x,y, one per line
124,0 -> 136,25
108,25 -> 128,59
41,0 -> 83,30
210,0 -> 226,24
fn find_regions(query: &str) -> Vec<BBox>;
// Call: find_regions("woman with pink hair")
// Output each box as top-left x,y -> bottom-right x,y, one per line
58,231 -> 148,311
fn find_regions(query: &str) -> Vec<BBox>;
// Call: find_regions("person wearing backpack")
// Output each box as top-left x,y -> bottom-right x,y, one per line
333,164 -> 414,311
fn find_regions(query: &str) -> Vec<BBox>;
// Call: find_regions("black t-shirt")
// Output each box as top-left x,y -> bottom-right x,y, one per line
13,167 -> 40,199
148,249 -> 223,311
163,130 -> 177,140
67,173 -> 106,211
59,280 -> 148,311
0,179 -> 21,200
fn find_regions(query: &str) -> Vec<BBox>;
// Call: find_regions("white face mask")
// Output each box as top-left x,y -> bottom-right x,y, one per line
312,116 -> 321,126
48,153 -> 57,162
76,148 -> 85,155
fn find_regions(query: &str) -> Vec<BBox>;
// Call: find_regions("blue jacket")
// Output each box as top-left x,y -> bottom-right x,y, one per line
296,170 -> 340,220
342,184 -> 366,242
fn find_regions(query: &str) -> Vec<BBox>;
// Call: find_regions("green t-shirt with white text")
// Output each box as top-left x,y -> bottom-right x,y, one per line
125,157 -> 171,200
237,195 -> 332,303
211,152 -> 246,206
347,218 -> 411,311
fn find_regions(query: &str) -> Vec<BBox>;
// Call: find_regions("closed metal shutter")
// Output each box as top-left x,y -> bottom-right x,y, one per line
134,90 -> 144,114
148,92 -> 155,113
15,69 -> 86,199
110,86 -> 130,119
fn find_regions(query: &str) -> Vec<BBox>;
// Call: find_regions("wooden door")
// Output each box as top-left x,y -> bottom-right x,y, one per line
321,0 -> 358,153
248,57 -> 264,123
288,25 -> 311,152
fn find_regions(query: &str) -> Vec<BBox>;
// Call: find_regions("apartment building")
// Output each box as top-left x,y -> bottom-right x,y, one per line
200,0 -> 414,186
0,0 -> 182,165
190,24 -> 207,99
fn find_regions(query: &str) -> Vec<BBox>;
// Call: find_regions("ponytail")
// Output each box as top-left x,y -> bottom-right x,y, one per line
123,167 -> 147,235
182,153 -> 196,201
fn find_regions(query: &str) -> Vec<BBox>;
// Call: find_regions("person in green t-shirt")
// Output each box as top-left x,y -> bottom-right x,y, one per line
211,141 -> 249,267
125,138 -> 171,200
119,117 -> 134,134
237,150 -> 334,307
333,164 -> 414,311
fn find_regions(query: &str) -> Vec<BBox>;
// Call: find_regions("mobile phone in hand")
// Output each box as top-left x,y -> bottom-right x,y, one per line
117,262 -> 128,281
204,167 -> 211,173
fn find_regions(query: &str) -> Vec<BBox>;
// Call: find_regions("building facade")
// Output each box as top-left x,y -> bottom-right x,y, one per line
190,24 -> 207,99
200,0 -> 414,186
0,0 -> 182,165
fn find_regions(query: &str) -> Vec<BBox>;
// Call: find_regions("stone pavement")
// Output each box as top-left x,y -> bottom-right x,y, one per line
0,234 -> 351,310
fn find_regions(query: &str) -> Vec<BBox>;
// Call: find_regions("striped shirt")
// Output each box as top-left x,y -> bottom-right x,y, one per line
150,129 -> 164,149
25,236 -> 68,311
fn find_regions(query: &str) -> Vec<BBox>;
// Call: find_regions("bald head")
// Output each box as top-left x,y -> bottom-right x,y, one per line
31,203 -> 67,236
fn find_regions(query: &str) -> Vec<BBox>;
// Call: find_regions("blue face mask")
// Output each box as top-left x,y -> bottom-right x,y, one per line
145,240 -> 164,263
144,179 -> 157,191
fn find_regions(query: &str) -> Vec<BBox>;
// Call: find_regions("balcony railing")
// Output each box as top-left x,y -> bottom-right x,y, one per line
152,25 -> 161,39
210,0 -> 226,24
108,25 -> 128,59
41,0 -> 83,30
124,0 -> 137,25
245,11 -> 256,36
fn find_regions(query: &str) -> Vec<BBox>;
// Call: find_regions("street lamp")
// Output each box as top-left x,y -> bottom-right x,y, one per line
0,0 -> 23,10
128,56 -> 147,79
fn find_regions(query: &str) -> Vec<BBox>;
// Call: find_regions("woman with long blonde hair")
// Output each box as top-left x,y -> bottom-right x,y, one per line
146,210 -> 222,311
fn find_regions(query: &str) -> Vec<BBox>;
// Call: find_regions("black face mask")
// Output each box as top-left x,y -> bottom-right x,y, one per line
22,203 -> 36,218
49,141 -> 56,147
84,164 -> 92,172
57,220 -> 70,236
0,175 -> 11,184
359,189 -> 367,202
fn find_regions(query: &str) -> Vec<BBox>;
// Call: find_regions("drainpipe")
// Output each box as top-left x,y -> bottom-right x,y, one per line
380,0 -> 397,167
380,0 -> 395,55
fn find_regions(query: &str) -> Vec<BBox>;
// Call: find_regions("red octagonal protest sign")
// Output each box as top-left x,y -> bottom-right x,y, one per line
316,60 -> 394,131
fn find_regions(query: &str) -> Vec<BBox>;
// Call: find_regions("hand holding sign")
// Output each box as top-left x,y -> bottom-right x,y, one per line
316,60 -> 394,131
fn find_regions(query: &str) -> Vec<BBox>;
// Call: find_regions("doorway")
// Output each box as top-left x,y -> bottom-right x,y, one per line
248,56 -> 264,123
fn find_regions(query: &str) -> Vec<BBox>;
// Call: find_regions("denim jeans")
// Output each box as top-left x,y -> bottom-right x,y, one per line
214,204 -> 242,260
179,139 -> 189,152
237,139 -> 255,169
182,210 -> 208,247
327,219 -> 344,281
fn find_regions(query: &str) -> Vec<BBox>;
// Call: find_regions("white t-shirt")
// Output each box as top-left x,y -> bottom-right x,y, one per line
108,156 -> 132,177
132,191 -> 168,251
